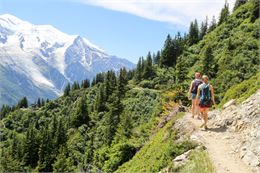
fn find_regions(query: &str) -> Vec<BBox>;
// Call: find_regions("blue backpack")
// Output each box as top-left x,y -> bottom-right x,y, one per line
199,83 -> 213,107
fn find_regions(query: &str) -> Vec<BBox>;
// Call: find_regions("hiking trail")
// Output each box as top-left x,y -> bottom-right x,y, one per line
185,112 -> 254,173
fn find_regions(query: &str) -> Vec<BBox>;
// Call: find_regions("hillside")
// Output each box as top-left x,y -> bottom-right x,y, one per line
0,0 -> 259,172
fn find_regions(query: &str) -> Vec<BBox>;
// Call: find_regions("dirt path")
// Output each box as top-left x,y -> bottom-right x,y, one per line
184,112 -> 253,173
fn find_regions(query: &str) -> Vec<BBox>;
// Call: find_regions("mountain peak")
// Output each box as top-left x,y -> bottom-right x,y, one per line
0,14 -> 26,25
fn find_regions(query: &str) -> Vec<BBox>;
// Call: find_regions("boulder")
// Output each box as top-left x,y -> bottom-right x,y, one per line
223,99 -> 236,109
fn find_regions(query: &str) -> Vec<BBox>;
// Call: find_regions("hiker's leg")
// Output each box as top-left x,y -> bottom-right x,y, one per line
204,108 -> 209,128
191,99 -> 196,118
200,108 -> 206,127
195,99 -> 201,119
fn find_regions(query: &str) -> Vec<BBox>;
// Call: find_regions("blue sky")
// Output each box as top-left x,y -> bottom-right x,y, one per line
0,0 -> 234,63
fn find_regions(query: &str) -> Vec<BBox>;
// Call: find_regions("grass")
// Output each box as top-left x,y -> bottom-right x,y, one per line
177,150 -> 215,173
116,113 -> 197,173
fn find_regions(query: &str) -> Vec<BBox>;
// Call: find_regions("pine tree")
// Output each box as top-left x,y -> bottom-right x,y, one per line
201,45 -> 218,78
71,81 -> 80,90
37,129 -> 53,172
81,79 -> 90,88
37,98 -> 41,107
208,16 -> 217,32
219,0 -> 230,25
41,98 -> 45,106
233,0 -> 247,11
0,105 -> 12,119
52,146 -> 75,172
143,52 -> 155,79
95,84 -> 106,112
23,125 -> 39,168
175,56 -> 188,83
117,68 -> 128,97
72,97 -> 90,128
63,83 -> 70,96
153,51 -> 161,65
134,57 -> 143,82
199,17 -> 208,40
17,97 -> 28,108
188,19 -> 199,45
160,34 -> 175,67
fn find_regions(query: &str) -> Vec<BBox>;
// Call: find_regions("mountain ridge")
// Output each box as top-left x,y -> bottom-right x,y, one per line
0,14 -> 135,106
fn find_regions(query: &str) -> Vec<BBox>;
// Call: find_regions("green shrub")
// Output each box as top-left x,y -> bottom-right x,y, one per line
178,150 -> 215,173
219,73 -> 259,107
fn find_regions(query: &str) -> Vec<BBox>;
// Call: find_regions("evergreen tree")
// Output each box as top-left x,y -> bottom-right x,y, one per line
201,45 -> 218,78
160,34 -> 175,67
175,56 -> 188,83
95,84 -> 107,112
54,118 -> 67,146
41,98 -> 45,106
153,51 -> 161,65
219,0 -> 230,25
0,105 -> 12,119
143,52 -> 155,79
23,125 -> 39,168
117,68 -> 128,97
103,91 -> 122,145
199,17 -> 208,40
17,97 -> 28,108
188,19 -> 199,45
135,57 -> 143,82
91,77 -> 96,86
81,79 -> 90,88
233,0 -> 247,11
63,83 -> 71,96
71,81 -> 80,90
37,98 -> 41,107
52,146 -> 75,172
72,97 -> 90,128
37,129 -> 53,172
208,16 -> 217,32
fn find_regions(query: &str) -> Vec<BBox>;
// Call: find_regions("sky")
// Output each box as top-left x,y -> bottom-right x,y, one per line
0,0 -> 235,63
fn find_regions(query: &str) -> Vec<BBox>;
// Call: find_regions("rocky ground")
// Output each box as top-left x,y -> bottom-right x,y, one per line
160,90 -> 260,173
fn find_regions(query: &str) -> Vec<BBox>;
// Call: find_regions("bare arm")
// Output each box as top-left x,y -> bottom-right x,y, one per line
196,86 -> 200,105
188,81 -> 194,94
210,85 -> 215,104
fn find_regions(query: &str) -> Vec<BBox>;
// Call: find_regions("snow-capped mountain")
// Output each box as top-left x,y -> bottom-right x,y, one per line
0,14 -> 135,106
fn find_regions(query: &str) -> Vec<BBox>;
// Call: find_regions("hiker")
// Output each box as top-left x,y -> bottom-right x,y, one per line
188,72 -> 202,118
196,75 -> 215,130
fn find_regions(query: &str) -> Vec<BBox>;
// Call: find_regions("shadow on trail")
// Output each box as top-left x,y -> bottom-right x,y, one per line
207,126 -> 227,133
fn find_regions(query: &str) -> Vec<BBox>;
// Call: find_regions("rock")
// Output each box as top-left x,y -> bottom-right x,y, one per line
174,150 -> 191,162
223,99 -> 236,109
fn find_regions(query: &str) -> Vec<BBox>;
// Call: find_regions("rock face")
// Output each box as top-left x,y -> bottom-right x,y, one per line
210,90 -> 260,172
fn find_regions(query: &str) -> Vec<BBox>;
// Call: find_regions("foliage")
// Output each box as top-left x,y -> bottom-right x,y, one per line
116,114 -> 197,173
177,150 -> 215,173
218,73 -> 259,107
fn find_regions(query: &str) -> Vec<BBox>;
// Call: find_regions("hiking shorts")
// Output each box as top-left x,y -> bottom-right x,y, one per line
191,93 -> 197,99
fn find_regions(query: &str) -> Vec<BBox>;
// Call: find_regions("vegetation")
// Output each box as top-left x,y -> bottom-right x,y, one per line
178,150 -> 215,173
218,73 -> 260,107
0,1 -> 259,172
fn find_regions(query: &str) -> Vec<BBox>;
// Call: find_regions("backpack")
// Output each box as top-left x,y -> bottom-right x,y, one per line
199,84 -> 213,107
191,79 -> 202,94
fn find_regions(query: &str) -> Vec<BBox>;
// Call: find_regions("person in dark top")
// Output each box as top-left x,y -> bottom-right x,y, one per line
188,72 -> 202,119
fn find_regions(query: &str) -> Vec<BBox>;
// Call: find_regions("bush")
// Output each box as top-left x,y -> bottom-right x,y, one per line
138,80 -> 155,89
219,73 -> 259,107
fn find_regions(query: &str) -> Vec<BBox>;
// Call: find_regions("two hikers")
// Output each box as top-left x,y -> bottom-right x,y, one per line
189,73 -> 215,130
